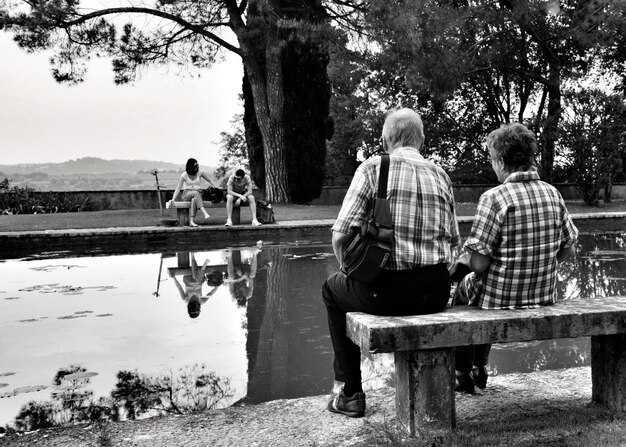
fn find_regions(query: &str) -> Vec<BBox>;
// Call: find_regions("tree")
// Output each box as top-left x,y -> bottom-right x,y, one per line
362,0 -> 626,183
560,89 -> 625,205
324,38 -> 380,186
0,0 -> 350,203
215,111 -> 250,186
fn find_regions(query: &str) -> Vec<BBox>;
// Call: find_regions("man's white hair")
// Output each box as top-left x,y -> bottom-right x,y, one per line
382,108 -> 425,150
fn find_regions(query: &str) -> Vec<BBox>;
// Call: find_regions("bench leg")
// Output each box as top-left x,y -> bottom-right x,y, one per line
395,348 -> 455,435
591,333 -> 626,411
232,207 -> 241,225
177,208 -> 190,226
177,253 -> 190,268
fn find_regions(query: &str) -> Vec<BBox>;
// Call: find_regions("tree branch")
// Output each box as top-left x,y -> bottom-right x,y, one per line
59,6 -> 241,56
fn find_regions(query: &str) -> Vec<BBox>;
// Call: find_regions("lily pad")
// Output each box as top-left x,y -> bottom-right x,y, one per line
4,297 -> 20,300
95,314 -> 114,318
0,372 -> 16,377
58,314 -> 87,320
13,385 -> 48,394
53,384 -> 82,391
0,383 -> 9,388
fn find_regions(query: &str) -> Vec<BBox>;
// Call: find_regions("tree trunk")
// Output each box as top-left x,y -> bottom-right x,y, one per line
539,66 -> 561,184
233,0 -> 330,204
241,37 -> 291,202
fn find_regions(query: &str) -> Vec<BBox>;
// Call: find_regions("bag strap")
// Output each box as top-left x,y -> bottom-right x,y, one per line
377,153 -> 390,199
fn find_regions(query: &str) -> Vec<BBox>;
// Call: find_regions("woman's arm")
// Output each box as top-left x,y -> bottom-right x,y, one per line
168,272 -> 186,302
200,171 -> 214,186
169,175 -> 185,204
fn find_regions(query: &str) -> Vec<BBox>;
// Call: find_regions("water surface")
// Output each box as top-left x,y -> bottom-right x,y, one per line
0,232 -> 624,427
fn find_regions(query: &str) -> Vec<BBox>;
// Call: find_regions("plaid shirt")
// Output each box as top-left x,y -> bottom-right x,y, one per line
333,148 -> 461,270
465,170 -> 578,309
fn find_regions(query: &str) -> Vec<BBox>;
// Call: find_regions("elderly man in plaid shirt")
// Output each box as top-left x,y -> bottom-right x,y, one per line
452,123 -> 579,394
323,108 -> 461,418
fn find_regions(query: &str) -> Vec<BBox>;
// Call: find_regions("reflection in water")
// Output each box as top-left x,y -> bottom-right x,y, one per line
225,248 -> 259,307
484,232 -> 626,375
11,364 -> 233,432
0,232 -> 624,431
168,253 -> 222,318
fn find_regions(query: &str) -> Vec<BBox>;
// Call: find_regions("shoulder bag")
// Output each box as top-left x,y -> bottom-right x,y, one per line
340,153 -> 394,283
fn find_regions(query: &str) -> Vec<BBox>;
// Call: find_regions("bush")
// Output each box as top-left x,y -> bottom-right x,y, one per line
0,178 -> 94,214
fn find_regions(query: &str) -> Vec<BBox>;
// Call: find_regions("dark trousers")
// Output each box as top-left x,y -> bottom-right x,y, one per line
322,264 -> 451,386
455,344 -> 491,373
452,276 -> 491,373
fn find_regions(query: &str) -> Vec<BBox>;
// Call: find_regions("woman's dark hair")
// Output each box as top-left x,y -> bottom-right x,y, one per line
486,123 -> 537,171
186,158 -> 199,175
187,300 -> 201,318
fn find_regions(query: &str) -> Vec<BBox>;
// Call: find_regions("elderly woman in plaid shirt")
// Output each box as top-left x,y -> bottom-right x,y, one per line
322,108 -> 461,418
453,123 -> 579,394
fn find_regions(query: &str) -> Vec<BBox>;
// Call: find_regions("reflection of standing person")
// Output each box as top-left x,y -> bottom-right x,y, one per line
168,158 -> 213,227
225,248 -> 259,306
452,123 -> 579,394
169,254 -> 221,318
225,169 -> 262,227
323,108 -> 460,418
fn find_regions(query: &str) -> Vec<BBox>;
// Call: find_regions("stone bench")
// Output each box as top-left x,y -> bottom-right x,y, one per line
172,201 -> 241,226
347,295 -> 626,435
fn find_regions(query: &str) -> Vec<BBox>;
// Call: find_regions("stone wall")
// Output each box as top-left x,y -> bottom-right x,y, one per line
7,184 -> 626,210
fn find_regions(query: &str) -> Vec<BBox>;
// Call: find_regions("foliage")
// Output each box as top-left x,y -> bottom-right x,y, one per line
324,38 -> 378,186
361,0 -> 626,183
0,178 -> 95,214
14,365 -> 113,432
329,47 -> 499,184
110,364 -> 233,419
11,363 -> 233,432
560,89 -> 625,205
215,112 -> 250,187
282,22 -> 333,203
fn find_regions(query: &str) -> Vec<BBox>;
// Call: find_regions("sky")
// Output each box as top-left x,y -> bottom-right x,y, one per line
0,32 -> 243,166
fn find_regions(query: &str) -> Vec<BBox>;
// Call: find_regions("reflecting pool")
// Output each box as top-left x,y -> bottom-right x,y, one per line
0,232 -> 624,428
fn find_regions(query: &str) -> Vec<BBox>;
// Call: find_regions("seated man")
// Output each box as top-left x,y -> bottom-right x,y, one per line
453,123 -> 579,394
322,108 -> 461,418
225,168 -> 261,227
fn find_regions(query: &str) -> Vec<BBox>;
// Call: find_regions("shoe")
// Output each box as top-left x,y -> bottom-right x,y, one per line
472,366 -> 488,389
327,389 -> 365,418
455,372 -> 475,394
252,220 -> 262,226
224,219 -> 232,227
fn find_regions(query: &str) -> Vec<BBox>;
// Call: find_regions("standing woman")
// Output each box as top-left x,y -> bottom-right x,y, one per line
168,158 -> 212,227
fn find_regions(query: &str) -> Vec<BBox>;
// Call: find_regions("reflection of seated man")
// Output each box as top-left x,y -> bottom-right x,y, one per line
169,255 -> 223,318
224,248 -> 259,307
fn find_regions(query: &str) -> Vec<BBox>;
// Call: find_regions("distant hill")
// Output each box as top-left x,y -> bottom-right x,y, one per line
0,157 -> 223,191
0,157 -> 183,175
